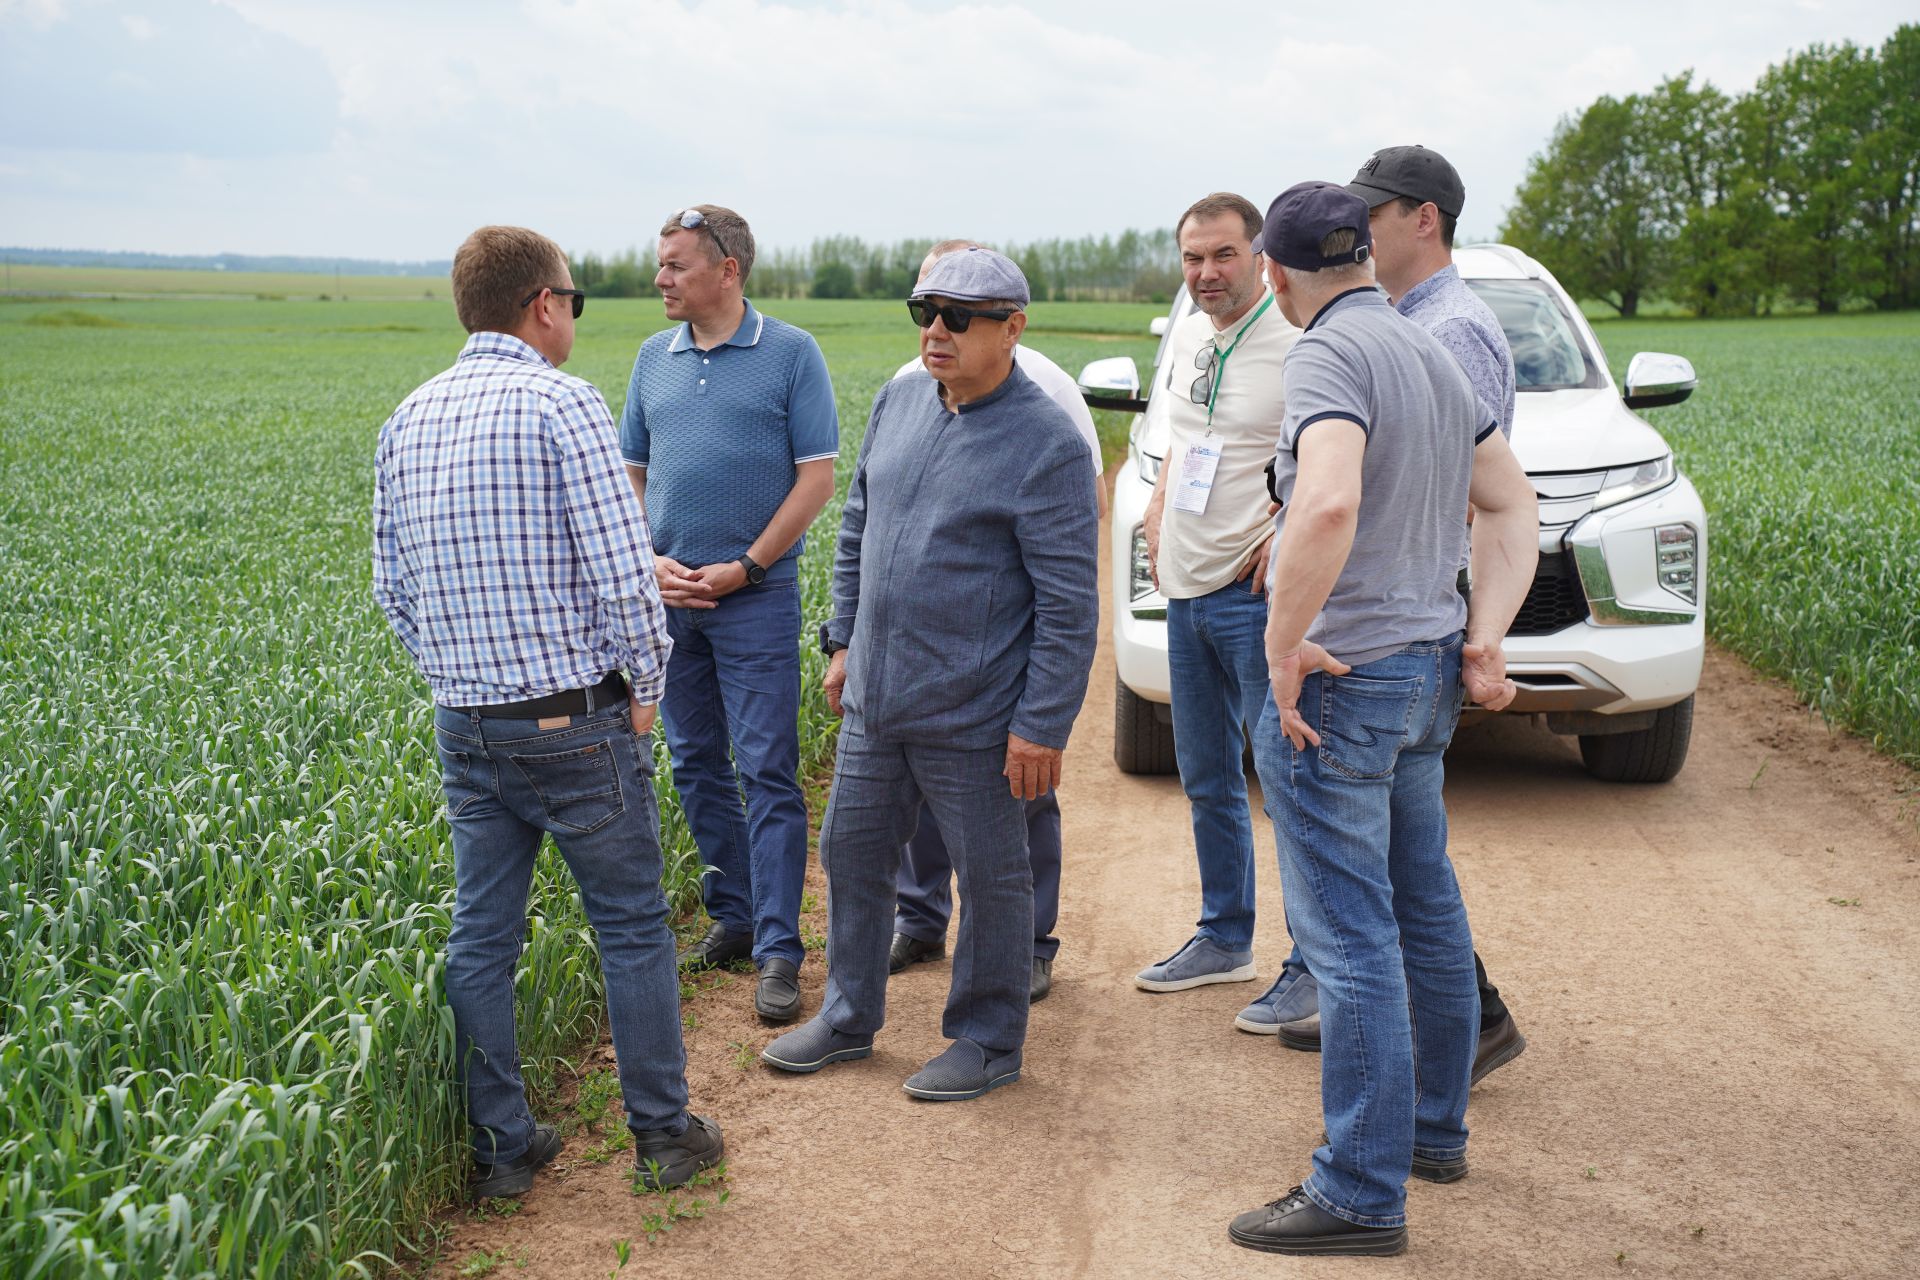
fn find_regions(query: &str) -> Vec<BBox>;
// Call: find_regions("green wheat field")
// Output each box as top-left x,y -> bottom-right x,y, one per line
1,294 -> 1914,1277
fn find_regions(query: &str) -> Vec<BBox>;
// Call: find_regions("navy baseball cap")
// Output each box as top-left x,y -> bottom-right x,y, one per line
1345,145 -> 1466,219
1252,182 -> 1373,271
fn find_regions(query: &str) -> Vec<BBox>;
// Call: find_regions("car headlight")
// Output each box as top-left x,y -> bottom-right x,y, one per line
1137,450 -> 1163,485
1129,526 -> 1155,601
1656,523 -> 1698,604
1593,454 -> 1675,511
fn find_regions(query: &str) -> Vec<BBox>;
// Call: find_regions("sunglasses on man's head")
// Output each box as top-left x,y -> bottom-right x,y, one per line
906,299 -> 1016,333
671,207 -> 734,265
519,287 -> 586,318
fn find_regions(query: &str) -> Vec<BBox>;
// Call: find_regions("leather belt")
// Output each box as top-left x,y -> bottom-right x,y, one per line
450,672 -> 626,719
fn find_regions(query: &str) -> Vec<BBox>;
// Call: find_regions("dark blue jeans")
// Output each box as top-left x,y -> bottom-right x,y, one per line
435,698 -> 689,1163
894,793 -> 1061,961
1254,634 -> 1478,1228
1167,577 -> 1301,969
818,726 -> 1032,1054
660,580 -> 809,966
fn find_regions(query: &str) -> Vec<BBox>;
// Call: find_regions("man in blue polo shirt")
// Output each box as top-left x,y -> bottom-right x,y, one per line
620,204 -> 838,1025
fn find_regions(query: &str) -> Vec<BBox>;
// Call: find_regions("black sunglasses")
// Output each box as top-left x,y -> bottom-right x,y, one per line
1190,342 -> 1219,407
906,299 -> 1016,333
519,287 -> 586,318
672,208 -> 734,267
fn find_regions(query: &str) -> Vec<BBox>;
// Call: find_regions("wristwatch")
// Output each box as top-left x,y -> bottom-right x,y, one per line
738,553 -> 767,586
818,621 -> 848,656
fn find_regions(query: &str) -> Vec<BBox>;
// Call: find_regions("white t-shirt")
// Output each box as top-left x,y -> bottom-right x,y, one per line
1156,292 -> 1300,599
891,345 -> 1103,477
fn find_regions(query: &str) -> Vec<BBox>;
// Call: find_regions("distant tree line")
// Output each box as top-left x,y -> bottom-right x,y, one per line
572,229 -> 1184,303
0,246 -> 452,276
1502,24 -> 1919,317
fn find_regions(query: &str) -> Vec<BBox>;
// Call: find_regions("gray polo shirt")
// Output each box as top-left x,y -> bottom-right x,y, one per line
1395,264 -> 1516,438
1268,287 -> 1497,666
828,363 -> 1099,751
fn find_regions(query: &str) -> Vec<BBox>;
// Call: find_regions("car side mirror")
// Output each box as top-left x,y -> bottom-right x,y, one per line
1149,316 -> 1169,337
1623,352 -> 1697,410
1079,356 -> 1147,413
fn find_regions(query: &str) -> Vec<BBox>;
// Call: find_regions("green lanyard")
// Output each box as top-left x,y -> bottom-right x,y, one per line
1206,291 -> 1274,426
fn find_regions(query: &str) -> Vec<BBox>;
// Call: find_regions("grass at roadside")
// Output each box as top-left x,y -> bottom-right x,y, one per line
1593,312 -> 1920,764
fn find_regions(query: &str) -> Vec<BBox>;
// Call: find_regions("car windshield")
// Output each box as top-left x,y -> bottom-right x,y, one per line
1462,279 -> 1604,391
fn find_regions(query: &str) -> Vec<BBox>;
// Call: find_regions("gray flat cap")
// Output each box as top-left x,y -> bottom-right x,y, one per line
910,246 -> 1030,308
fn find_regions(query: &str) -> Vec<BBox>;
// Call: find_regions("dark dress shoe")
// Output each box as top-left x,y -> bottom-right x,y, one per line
1030,956 -> 1053,1002
633,1113 -> 725,1190
887,931 -> 945,974
677,922 -> 752,970
755,956 -> 801,1023
1228,1186 -> 1407,1256
470,1124 -> 563,1199
1470,1012 -> 1527,1085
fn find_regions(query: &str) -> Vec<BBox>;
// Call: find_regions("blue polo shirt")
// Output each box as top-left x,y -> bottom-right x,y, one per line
619,299 -> 839,580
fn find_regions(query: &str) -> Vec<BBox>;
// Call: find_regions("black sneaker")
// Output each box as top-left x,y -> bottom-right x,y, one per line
1228,1186 -> 1407,1256
1029,956 -> 1053,1003
469,1124 -> 563,1199
633,1113 -> 725,1191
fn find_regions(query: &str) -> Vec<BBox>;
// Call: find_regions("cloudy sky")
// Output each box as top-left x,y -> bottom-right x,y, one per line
0,0 -> 1910,262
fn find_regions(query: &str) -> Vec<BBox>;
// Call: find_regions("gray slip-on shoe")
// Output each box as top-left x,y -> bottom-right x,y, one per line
902,1038 -> 1022,1101
1135,935 -> 1257,993
1234,969 -> 1317,1033
760,1017 -> 873,1074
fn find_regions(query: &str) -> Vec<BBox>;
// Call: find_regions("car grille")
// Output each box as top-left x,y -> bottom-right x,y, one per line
1507,551 -> 1588,636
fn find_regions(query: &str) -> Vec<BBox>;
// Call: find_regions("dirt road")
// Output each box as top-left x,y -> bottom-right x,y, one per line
435,517 -> 1920,1278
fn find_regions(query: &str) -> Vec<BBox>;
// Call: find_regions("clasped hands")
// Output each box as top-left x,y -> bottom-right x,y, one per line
822,649 -> 1061,800
1267,639 -> 1519,751
655,554 -> 747,609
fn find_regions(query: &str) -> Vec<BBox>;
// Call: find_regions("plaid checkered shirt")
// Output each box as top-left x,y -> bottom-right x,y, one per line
373,331 -> 670,707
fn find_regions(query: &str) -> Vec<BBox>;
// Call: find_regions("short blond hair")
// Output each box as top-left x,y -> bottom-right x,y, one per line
451,226 -> 568,334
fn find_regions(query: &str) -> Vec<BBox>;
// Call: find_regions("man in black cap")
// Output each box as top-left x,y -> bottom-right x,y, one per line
1226,182 -> 1538,1255
1269,146 -> 1527,1077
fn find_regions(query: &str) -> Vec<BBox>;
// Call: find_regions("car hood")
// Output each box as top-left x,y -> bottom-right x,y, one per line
1512,389 -> 1671,473
1134,387 -> 1672,475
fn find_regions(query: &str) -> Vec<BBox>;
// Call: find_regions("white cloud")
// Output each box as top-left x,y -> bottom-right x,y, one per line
121,12 -> 153,39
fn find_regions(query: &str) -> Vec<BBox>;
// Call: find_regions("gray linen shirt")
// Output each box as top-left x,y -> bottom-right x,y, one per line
1269,287 -> 1495,666
1395,264 -> 1516,438
828,362 -> 1099,750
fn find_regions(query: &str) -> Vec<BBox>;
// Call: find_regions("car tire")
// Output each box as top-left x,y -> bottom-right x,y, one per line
1114,674 -> 1178,775
1578,694 -> 1694,784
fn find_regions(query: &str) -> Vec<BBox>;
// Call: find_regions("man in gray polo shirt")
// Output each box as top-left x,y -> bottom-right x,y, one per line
760,248 -> 1098,1101
1226,184 -> 1538,1256
1266,147 -> 1528,1076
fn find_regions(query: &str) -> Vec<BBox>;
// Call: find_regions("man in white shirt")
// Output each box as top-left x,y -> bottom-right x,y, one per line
885,239 -> 1103,1003
1132,194 -> 1316,1035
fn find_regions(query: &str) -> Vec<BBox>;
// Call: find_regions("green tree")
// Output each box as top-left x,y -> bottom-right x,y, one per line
1502,95 -> 1664,317
1862,25 -> 1920,308
810,260 -> 857,299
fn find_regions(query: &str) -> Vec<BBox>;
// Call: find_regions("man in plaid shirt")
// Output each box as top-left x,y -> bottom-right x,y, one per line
373,225 -> 722,1199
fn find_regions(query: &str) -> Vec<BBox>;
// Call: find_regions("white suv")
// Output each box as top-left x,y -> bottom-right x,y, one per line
1081,244 -> 1706,783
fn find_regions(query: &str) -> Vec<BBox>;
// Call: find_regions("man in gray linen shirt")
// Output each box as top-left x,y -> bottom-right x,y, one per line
760,247 -> 1099,1102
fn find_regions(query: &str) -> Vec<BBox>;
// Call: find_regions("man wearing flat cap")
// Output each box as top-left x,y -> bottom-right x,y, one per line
1266,146 -> 1528,1081
1226,183 -> 1538,1255
760,247 -> 1099,1101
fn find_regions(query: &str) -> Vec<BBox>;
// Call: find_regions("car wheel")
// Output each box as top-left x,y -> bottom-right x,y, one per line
1578,694 -> 1694,784
1114,673 -> 1178,775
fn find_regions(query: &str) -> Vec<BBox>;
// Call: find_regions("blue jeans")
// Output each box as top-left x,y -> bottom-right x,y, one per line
894,793 -> 1061,962
818,726 -> 1032,1054
1167,577 -> 1301,969
1254,633 -> 1478,1228
435,698 -> 689,1162
660,580 -> 809,966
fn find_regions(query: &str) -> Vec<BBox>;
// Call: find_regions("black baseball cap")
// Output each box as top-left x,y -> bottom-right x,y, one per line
1344,145 -> 1465,219
1251,182 -> 1372,271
